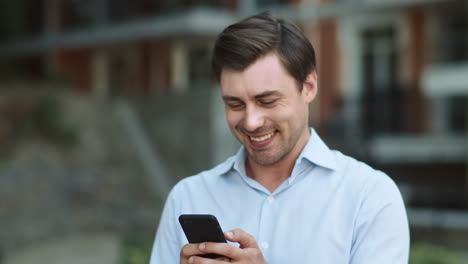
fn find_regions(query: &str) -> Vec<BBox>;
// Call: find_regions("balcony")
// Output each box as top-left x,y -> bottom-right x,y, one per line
0,8 -> 237,58
369,134 -> 466,164
423,62 -> 468,97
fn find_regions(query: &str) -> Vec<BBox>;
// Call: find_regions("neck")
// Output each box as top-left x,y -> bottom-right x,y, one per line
246,128 -> 310,193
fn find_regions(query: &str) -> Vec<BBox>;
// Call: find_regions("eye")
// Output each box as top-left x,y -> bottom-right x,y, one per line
226,102 -> 245,110
259,99 -> 277,106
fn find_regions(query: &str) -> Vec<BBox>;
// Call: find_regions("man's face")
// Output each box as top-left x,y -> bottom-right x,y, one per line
221,53 -> 317,167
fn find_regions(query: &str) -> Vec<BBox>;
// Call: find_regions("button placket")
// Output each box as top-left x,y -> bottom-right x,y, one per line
267,195 -> 274,204
257,194 -> 276,258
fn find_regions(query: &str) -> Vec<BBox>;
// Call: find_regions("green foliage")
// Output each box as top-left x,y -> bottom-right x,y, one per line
119,239 -> 468,264
121,235 -> 153,264
410,242 -> 464,264
0,92 -> 80,160
27,96 -> 79,148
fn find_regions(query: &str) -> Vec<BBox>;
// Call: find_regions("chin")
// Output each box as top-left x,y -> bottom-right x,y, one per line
249,151 -> 283,166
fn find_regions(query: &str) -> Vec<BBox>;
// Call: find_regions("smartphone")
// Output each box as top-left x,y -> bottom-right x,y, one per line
179,214 -> 227,259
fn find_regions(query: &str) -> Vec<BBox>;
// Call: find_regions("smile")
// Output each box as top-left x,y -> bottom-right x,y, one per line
250,132 -> 275,142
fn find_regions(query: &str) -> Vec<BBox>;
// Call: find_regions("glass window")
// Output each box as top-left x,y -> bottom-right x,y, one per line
433,1 -> 468,62
448,96 -> 467,133
188,45 -> 211,89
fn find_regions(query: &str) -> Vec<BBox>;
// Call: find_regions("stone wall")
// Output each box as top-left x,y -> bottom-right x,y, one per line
0,88 -> 162,256
137,87 -> 239,183
0,85 -> 239,259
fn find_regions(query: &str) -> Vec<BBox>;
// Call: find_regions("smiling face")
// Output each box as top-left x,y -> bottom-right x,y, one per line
221,53 -> 317,167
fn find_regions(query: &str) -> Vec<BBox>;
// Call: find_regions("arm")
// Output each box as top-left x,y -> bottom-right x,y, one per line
180,229 -> 267,264
350,173 -> 410,264
149,189 -> 180,264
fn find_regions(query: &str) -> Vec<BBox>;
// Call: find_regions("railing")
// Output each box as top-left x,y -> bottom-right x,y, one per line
60,0 -> 236,32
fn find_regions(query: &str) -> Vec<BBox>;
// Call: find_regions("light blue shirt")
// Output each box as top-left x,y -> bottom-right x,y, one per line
150,128 -> 409,264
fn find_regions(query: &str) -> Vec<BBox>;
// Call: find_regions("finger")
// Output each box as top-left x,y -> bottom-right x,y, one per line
224,229 -> 259,249
198,242 -> 241,259
180,243 -> 205,260
188,255 -> 230,264
216,256 -> 231,262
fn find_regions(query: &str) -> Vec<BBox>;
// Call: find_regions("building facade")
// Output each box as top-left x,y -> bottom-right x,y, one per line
1,0 -> 467,218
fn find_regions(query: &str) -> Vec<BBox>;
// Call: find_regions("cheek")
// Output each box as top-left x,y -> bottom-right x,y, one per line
267,106 -> 295,123
225,110 -> 242,129
267,103 -> 306,129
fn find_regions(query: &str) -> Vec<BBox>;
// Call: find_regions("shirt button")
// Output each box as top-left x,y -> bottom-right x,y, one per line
261,242 -> 269,249
267,196 -> 274,203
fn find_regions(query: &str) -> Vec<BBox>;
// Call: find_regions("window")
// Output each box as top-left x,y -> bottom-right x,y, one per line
188,45 -> 211,89
361,27 -> 401,137
448,96 -> 467,133
433,1 -> 468,62
62,0 -> 98,30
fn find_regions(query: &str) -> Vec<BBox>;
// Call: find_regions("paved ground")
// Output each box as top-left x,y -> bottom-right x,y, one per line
4,233 -> 120,264
4,233 -> 467,264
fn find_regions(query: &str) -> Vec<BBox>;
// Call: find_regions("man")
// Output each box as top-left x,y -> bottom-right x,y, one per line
150,12 -> 409,264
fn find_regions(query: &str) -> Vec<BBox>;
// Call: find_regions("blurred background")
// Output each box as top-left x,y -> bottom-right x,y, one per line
0,0 -> 467,263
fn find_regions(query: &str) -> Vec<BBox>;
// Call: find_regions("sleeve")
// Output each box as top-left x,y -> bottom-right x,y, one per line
349,172 -> 410,264
149,186 -> 181,264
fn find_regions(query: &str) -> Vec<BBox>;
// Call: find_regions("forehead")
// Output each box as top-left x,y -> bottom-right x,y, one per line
220,53 -> 297,97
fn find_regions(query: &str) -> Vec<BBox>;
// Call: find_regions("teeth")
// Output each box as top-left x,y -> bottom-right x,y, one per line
250,132 -> 274,142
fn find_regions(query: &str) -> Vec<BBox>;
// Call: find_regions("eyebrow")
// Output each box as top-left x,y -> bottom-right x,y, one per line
254,90 -> 282,99
222,95 -> 242,102
222,90 -> 283,102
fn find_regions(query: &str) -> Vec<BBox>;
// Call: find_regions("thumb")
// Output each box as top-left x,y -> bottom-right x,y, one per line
224,229 -> 259,249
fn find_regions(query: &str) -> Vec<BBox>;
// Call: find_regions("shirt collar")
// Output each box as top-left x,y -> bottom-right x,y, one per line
299,128 -> 338,171
217,127 -> 338,177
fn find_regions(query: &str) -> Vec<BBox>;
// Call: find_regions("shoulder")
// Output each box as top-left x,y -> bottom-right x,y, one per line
332,150 -> 402,207
169,155 -> 236,196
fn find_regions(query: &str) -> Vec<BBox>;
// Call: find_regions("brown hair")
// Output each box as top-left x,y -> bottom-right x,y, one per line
211,12 -> 316,89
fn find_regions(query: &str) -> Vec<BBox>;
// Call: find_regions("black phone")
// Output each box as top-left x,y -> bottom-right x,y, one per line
179,214 -> 227,259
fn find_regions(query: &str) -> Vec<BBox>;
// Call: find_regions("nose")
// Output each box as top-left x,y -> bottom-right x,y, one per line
242,105 -> 265,132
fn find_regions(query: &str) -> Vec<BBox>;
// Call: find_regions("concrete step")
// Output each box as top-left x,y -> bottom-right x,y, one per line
4,233 -> 120,264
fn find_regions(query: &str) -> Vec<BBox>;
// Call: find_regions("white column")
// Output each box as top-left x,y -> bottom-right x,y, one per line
93,49 -> 109,100
339,16 -> 364,144
171,42 -> 189,93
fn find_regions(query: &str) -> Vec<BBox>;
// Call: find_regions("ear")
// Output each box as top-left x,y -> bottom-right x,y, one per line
301,71 -> 318,104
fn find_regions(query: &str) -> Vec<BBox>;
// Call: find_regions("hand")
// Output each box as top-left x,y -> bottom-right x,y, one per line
180,243 -> 229,264
179,229 -> 267,264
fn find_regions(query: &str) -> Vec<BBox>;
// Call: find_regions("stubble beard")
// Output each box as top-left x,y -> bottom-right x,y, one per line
247,145 -> 290,166
239,125 -> 305,167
